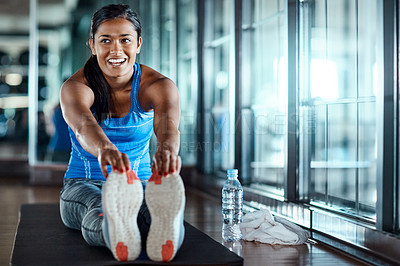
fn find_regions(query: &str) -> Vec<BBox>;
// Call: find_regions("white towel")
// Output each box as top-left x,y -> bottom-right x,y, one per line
239,209 -> 310,245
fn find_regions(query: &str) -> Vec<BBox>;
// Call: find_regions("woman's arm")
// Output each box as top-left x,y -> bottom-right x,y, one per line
148,78 -> 181,176
60,76 -> 130,177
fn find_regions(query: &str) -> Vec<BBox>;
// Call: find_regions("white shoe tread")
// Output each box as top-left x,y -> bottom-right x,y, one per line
102,171 -> 143,261
145,173 -> 185,262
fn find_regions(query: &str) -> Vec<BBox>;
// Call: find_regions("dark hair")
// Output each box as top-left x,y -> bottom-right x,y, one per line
84,4 -> 142,123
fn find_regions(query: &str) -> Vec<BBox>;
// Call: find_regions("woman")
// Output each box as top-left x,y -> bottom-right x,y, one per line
59,4 -> 185,262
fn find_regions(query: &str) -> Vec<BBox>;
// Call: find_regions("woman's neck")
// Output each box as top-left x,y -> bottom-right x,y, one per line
105,70 -> 134,92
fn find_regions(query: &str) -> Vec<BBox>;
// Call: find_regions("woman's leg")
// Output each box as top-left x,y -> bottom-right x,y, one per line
59,178 -> 106,246
59,176 -> 155,259
137,180 -> 151,249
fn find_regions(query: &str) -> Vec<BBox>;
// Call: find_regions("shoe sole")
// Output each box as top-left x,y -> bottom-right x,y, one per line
145,172 -> 185,262
102,170 -> 143,261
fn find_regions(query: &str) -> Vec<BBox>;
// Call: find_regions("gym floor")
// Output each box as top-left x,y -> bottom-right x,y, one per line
0,175 -> 368,265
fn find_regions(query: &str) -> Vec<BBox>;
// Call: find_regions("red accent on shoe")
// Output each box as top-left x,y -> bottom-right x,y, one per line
116,242 -> 128,261
148,172 -> 162,185
161,240 -> 174,262
98,213 -> 104,217
127,169 -> 139,184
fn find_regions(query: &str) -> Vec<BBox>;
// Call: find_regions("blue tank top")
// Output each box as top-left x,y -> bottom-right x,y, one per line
64,63 -> 154,181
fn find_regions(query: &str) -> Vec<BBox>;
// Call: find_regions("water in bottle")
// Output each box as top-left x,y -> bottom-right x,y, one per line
222,169 -> 243,241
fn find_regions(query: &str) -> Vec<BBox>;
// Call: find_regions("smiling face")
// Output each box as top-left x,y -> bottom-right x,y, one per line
90,18 -> 142,82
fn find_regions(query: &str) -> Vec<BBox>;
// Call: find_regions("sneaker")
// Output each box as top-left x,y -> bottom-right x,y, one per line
145,172 -> 185,262
102,170 -> 143,261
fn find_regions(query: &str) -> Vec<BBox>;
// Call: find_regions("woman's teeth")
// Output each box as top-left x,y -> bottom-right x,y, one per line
108,58 -> 126,64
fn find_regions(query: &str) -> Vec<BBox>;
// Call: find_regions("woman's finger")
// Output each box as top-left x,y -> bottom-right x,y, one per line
176,155 -> 182,173
100,160 -> 109,178
114,153 -> 126,173
151,156 -> 158,173
99,155 -> 113,178
121,153 -> 131,171
161,150 -> 170,176
156,152 -> 163,175
169,153 -> 177,174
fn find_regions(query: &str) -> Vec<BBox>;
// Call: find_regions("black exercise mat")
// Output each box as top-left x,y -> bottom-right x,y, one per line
11,204 -> 243,266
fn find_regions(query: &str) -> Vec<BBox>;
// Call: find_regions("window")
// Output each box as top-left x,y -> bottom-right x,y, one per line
299,0 -> 378,221
159,0 -> 177,80
177,0 -> 198,165
202,0 -> 235,173
242,0 -> 287,195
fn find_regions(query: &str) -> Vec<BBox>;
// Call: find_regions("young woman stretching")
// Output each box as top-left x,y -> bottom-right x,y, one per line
59,4 -> 185,262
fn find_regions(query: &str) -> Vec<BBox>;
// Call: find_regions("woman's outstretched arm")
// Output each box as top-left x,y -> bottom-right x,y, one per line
60,74 -> 130,177
149,77 -> 181,176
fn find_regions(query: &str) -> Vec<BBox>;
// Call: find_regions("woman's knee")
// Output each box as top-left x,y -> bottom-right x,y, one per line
59,179 -> 103,229
81,207 -> 106,246
59,199 -> 82,230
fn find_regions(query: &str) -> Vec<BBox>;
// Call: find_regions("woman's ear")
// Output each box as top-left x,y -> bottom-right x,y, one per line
89,38 -> 96,55
136,37 -> 143,54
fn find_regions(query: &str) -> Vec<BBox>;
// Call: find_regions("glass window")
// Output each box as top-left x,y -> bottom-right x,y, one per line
160,0 -> 176,80
203,0 -> 235,173
177,0 -> 197,165
39,30 -> 71,163
299,0 -> 378,221
138,0 -> 162,70
242,0 -> 287,195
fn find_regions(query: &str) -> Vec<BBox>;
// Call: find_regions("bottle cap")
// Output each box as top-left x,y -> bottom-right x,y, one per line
227,169 -> 238,175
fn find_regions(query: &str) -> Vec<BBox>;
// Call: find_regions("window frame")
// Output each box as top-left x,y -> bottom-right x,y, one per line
376,0 -> 397,232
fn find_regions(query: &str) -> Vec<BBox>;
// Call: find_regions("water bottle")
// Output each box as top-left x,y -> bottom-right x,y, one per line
222,169 -> 243,241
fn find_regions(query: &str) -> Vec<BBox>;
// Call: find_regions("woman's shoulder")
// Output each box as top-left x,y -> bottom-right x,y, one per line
64,68 -> 89,87
139,64 -> 176,90
62,68 -> 92,94
138,64 -> 178,111
61,68 -> 94,102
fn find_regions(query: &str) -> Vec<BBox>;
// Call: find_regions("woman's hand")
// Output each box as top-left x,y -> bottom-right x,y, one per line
98,147 -> 131,178
152,146 -> 182,176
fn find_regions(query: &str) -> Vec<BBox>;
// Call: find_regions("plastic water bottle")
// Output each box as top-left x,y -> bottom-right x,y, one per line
222,169 -> 243,241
